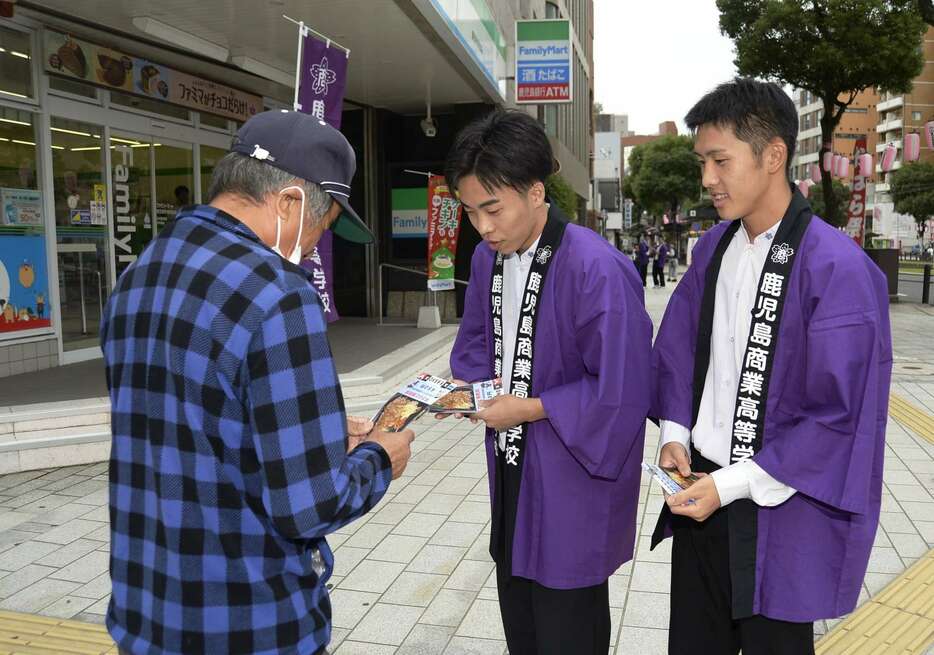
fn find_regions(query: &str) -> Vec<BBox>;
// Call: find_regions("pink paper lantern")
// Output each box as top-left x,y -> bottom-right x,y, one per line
904,133 -> 920,162
810,163 -> 822,184
881,144 -> 898,172
858,153 -> 873,177
797,180 -> 810,198
925,121 -> 934,150
836,156 -> 850,178
830,154 -> 841,177
822,151 -> 834,172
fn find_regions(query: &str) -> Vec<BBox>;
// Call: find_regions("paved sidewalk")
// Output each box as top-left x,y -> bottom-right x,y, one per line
0,278 -> 932,653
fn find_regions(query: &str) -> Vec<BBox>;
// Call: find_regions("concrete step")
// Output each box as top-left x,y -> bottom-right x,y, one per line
0,327 -> 458,475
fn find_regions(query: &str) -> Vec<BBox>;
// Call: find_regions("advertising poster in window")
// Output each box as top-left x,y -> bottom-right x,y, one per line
44,30 -> 261,122
0,235 -> 51,333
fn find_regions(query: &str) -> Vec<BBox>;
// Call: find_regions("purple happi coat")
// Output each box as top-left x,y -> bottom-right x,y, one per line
451,214 -> 653,589
651,213 -> 893,622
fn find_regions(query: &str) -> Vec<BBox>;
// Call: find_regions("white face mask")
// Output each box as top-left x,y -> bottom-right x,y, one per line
272,185 -> 305,265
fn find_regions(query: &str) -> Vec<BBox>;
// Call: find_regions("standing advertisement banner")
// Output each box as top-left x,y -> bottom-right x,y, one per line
515,19 -> 572,104
844,137 -> 868,246
426,175 -> 462,292
294,24 -> 351,322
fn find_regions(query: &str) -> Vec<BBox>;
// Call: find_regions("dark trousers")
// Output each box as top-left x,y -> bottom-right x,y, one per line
669,508 -> 815,655
653,264 -> 665,287
639,262 -> 649,287
496,565 -> 610,655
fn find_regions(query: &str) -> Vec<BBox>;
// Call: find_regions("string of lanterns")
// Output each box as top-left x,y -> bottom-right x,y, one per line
796,120 -> 934,199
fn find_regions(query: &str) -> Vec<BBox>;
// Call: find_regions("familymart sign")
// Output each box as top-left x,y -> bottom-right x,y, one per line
515,19 -> 572,104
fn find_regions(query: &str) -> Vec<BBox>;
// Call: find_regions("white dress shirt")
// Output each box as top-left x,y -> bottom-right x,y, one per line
660,219 -> 796,508
498,235 -> 541,451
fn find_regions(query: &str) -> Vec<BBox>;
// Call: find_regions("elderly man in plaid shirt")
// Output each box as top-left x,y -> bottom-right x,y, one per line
101,110 -> 415,655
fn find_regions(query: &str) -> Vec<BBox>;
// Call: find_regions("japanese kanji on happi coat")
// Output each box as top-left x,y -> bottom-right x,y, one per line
294,22 -> 351,321
426,175 -> 463,292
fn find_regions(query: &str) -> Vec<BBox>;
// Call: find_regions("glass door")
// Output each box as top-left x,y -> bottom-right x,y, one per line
50,117 -> 109,352
108,132 -> 192,278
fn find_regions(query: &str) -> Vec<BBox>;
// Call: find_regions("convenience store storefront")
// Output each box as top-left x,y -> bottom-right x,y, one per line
0,18 -> 266,374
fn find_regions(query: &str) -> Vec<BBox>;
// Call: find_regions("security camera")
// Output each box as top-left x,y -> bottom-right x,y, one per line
420,116 -> 437,138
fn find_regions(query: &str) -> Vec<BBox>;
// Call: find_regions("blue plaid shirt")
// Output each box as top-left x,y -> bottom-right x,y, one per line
102,205 -> 392,655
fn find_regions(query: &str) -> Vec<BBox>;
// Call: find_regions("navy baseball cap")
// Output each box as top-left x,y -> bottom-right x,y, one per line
231,109 -> 374,244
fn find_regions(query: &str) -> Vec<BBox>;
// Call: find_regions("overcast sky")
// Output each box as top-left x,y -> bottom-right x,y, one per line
593,0 -> 738,135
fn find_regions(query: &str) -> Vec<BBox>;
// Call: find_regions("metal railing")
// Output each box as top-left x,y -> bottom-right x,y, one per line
377,263 -> 468,326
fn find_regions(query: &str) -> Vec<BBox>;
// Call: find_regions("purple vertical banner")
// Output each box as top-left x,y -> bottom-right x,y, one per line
297,32 -> 348,128
300,231 -> 336,320
296,29 -> 349,322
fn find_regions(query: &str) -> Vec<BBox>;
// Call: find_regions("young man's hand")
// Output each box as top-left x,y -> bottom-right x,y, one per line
666,474 -> 721,522
474,394 -> 545,431
659,442 -> 691,477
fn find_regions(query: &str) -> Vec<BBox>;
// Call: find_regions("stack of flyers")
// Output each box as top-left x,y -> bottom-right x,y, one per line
429,379 -> 504,414
371,373 -> 455,432
642,462 -> 700,497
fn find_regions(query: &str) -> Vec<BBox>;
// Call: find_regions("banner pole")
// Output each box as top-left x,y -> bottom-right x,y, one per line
292,21 -> 304,111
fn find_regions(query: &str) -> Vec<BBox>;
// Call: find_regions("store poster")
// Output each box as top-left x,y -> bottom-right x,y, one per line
44,30 -> 261,122
426,175 -> 462,292
1,188 -> 42,226
0,235 -> 52,333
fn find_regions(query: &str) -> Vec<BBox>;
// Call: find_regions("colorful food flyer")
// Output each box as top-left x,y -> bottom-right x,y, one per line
372,373 -> 456,432
430,379 -> 504,414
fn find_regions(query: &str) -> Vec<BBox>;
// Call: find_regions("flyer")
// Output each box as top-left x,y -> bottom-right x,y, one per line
429,379 -> 504,414
371,373 -> 456,432
642,462 -> 700,496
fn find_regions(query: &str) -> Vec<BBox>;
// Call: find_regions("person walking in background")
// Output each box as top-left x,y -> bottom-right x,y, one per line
637,236 -> 650,287
667,241 -> 679,281
653,240 -> 669,288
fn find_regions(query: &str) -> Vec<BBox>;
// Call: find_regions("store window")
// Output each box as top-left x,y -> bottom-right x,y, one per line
110,89 -> 190,121
48,75 -> 98,100
912,111 -> 923,122
199,111 -> 230,130
50,117 -> 109,351
0,110 -> 50,336
200,145 -> 227,202
0,24 -> 34,101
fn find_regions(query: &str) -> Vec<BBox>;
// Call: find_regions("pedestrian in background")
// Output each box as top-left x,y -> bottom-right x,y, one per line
653,240 -> 668,288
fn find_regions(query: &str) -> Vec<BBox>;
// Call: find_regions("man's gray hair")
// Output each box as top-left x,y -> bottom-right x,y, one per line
207,152 -> 332,223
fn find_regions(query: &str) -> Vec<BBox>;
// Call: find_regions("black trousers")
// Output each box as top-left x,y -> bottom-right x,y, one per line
496,565 -> 610,655
669,508 -> 815,655
653,264 -> 665,287
639,262 -> 649,287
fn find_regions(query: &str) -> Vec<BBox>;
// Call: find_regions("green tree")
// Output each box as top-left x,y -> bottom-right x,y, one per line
545,173 -> 579,220
626,135 -> 701,224
889,162 -> 934,244
807,179 -> 850,225
717,0 -> 926,225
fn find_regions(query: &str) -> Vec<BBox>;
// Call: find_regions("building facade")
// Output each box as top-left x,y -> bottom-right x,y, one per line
790,87 -> 880,185
0,0 -> 594,378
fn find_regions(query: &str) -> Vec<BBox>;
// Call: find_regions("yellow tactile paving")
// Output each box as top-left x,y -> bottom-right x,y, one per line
0,611 -> 117,654
889,393 -> 934,445
816,548 -> 934,654
816,392 -> 934,654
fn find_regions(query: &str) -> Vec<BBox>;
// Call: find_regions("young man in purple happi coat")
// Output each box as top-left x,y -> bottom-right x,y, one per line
651,78 -> 892,655
443,110 -> 653,654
